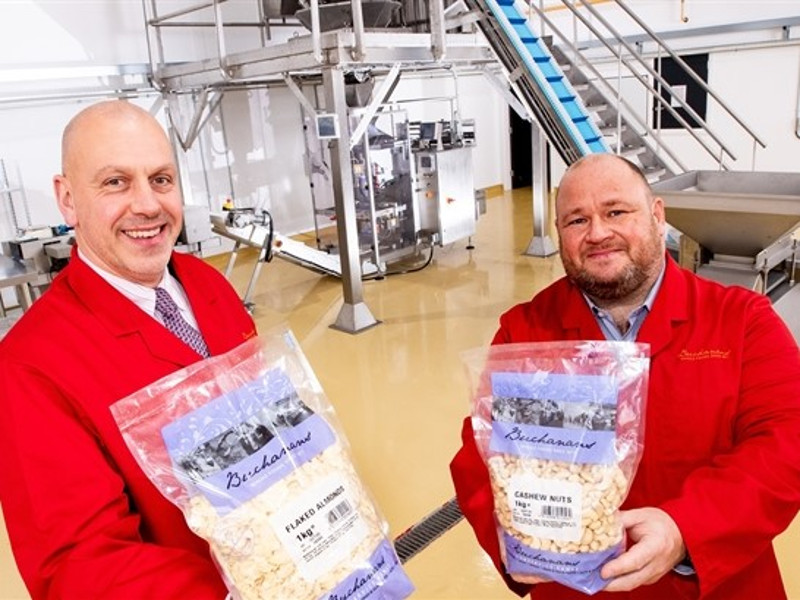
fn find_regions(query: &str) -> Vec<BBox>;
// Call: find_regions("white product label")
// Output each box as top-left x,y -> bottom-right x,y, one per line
269,475 -> 368,580
507,474 -> 582,542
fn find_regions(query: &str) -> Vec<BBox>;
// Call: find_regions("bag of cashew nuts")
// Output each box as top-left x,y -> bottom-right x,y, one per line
111,327 -> 414,600
463,340 -> 649,595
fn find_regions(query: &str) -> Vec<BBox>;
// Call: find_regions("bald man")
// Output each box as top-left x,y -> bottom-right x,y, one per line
451,154 -> 800,599
0,101 -> 256,599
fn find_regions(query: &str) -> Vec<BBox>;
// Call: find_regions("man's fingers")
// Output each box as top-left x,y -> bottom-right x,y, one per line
600,542 -> 650,580
601,545 -> 664,592
618,507 -> 646,528
603,570 -> 648,593
510,573 -> 549,585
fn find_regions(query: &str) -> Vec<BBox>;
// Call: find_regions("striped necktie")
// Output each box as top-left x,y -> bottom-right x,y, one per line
154,287 -> 210,358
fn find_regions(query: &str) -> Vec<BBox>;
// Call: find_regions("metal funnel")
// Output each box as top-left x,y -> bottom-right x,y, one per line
295,1 -> 401,32
653,171 -> 800,257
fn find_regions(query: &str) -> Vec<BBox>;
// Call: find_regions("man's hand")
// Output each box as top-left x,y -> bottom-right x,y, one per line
601,507 -> 686,592
509,573 -> 549,585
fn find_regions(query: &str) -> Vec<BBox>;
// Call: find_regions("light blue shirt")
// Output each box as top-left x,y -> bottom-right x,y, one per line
583,261 -> 695,576
582,263 -> 666,341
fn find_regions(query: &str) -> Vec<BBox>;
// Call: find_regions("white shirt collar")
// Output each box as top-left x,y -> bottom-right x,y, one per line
77,248 -> 198,328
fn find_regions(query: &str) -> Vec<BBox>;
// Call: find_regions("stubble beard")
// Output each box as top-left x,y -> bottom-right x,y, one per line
561,234 -> 663,302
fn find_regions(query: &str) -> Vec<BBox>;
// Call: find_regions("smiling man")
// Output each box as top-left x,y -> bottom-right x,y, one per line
451,153 -> 800,599
54,101 -> 184,287
556,154 -> 666,340
0,100 -> 256,599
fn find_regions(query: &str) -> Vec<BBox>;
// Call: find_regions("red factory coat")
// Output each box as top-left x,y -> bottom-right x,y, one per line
0,248 -> 256,599
451,256 -> 800,600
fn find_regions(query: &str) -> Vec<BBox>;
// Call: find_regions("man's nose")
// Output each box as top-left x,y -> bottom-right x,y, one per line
129,180 -> 161,215
585,217 -> 613,242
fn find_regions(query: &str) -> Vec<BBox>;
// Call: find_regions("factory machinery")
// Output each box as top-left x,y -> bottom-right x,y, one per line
653,171 -> 800,341
139,0 -> 504,333
199,54 -> 480,304
309,102 -> 478,274
0,159 -> 74,320
209,101 -> 478,309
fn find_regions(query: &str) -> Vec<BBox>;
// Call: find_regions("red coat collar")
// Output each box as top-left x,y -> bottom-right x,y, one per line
556,254 -> 689,356
63,246 -> 218,366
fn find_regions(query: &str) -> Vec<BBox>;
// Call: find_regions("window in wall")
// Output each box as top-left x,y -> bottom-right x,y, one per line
652,53 -> 709,129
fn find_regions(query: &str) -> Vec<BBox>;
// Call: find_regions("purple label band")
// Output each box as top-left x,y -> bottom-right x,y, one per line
200,414 -> 335,512
318,539 -> 415,600
161,369 -> 299,454
502,530 -> 622,595
490,421 -> 616,464
490,372 -> 617,404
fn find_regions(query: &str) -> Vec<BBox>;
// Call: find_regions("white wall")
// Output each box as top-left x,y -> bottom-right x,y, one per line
0,0 -> 291,68
705,44 -> 800,172
213,87 -> 317,235
0,96 -> 169,240
542,0 -> 800,43
2,0 -> 800,244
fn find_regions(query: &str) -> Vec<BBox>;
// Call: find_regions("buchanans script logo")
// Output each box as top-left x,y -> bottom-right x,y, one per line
678,348 -> 731,361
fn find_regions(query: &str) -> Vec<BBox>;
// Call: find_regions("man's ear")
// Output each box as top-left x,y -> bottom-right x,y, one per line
53,175 -> 77,227
652,195 -> 667,235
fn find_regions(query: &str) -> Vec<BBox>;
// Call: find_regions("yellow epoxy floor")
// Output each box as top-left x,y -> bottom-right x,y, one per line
1,188 -> 799,599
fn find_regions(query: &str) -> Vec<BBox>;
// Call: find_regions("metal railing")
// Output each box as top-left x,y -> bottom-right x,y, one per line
527,0 -> 766,171
528,4 -> 689,173
142,0 -> 462,88
141,0 -> 311,87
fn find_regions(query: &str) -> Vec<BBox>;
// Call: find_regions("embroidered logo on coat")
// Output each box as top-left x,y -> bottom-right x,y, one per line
678,348 -> 731,361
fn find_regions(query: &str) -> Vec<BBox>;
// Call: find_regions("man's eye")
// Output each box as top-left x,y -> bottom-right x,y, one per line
152,175 -> 173,187
566,217 -> 586,227
609,210 -> 627,217
104,177 -> 125,188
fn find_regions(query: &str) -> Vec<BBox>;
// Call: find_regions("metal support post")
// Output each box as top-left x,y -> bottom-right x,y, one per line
525,121 -> 557,257
429,0 -> 447,61
349,62 -> 401,150
322,67 -> 380,333
351,0 -> 365,61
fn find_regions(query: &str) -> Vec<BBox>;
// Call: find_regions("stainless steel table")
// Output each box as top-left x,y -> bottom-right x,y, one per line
0,255 -> 39,315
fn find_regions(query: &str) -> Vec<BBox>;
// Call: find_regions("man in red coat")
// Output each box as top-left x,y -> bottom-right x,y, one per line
0,101 -> 256,599
451,153 -> 800,599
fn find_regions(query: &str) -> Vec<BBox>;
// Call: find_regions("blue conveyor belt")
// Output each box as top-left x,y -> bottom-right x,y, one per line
482,0 -> 609,157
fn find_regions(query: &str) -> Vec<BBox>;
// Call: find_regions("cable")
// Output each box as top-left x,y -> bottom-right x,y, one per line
258,209 -> 274,263
362,241 -> 435,280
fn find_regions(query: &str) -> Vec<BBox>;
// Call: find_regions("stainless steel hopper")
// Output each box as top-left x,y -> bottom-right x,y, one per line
653,171 -> 800,293
295,1 -> 401,32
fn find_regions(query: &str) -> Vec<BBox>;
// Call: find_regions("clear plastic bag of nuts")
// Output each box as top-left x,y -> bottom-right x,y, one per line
111,327 -> 414,600
462,340 -> 650,595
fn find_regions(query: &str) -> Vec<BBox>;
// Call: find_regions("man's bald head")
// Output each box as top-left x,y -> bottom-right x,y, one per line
556,153 -> 654,211
61,101 -> 169,176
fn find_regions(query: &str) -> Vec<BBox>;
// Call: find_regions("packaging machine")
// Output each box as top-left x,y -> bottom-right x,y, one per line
310,104 -> 477,275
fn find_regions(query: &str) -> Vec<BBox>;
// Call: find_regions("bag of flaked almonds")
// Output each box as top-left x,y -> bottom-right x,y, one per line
111,327 -> 414,600
462,341 -> 649,595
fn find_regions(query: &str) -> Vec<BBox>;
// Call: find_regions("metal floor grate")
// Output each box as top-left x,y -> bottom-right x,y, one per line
393,497 -> 464,564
